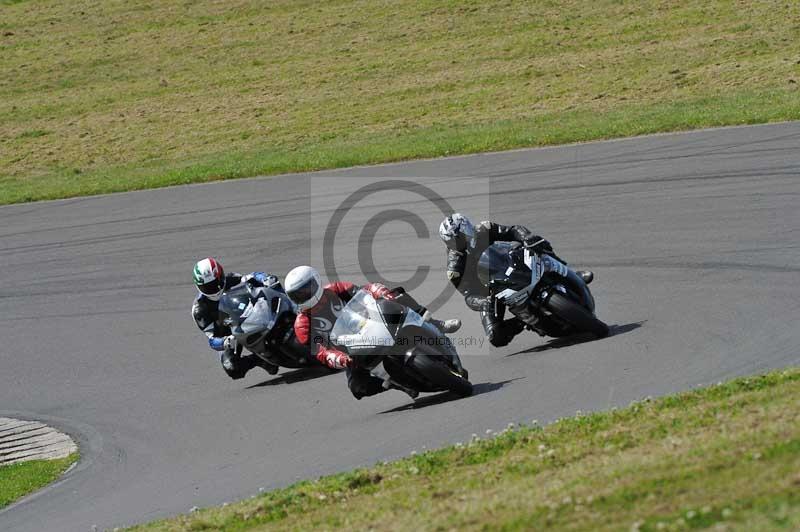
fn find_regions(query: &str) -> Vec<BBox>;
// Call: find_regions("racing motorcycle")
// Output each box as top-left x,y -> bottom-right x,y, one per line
330,289 -> 473,397
218,281 -> 313,369
477,242 -> 609,338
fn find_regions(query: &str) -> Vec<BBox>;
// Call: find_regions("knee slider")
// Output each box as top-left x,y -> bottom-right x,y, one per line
349,383 -> 367,400
223,365 -> 248,380
221,354 -> 248,380
489,333 -> 512,347
485,323 -> 509,347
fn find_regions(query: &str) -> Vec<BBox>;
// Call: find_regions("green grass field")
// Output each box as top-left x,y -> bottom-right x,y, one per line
1,0 -> 799,204
135,368 -> 800,531
0,454 -> 77,509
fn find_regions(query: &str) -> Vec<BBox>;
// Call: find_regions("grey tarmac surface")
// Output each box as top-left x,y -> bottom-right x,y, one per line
1,122 -> 799,531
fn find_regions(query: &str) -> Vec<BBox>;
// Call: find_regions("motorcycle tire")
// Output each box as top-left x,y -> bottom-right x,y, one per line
409,353 -> 473,397
546,292 -> 609,338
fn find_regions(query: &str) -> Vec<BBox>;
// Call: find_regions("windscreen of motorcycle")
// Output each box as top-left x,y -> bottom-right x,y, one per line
240,286 -> 294,333
218,283 -> 252,326
477,242 -> 531,290
240,298 -> 273,334
330,289 -> 393,351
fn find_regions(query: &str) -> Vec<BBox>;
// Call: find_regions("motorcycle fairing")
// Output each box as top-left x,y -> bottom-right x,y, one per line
218,282 -> 299,354
476,241 -> 530,289
331,289 -> 430,350
331,290 -> 394,351
479,243 -> 596,316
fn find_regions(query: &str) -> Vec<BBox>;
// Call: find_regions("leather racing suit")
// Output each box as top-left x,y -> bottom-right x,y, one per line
445,221 -> 549,347
293,282 -> 429,399
192,272 -> 280,379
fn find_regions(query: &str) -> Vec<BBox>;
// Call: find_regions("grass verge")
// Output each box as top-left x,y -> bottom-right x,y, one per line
1,0 -> 799,204
134,368 -> 800,531
0,453 -> 78,509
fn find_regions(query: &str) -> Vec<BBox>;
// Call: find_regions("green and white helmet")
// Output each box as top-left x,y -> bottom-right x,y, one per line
193,257 -> 226,300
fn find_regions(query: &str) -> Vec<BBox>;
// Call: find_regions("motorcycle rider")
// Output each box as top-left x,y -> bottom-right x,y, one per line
191,257 -> 281,379
439,213 -> 593,347
284,265 -> 461,400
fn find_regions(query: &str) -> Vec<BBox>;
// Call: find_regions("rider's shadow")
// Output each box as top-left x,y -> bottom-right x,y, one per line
246,366 -> 340,389
505,321 -> 645,357
377,377 -> 524,414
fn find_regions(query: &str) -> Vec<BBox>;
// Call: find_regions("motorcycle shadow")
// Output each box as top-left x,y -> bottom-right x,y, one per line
506,321 -> 645,357
378,377 -> 523,414
246,366 -> 340,389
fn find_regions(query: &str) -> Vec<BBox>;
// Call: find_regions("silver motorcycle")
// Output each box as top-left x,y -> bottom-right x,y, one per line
218,281 -> 313,369
330,288 -> 473,397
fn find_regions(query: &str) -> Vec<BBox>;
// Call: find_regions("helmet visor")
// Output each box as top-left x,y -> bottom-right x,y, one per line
288,277 -> 320,306
198,277 -> 225,297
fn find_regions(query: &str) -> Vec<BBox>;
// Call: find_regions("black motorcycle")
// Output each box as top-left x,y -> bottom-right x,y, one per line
218,281 -> 313,369
330,288 -> 473,397
477,242 -> 609,338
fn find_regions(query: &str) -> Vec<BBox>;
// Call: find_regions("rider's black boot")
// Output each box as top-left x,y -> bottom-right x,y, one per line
577,270 -> 594,284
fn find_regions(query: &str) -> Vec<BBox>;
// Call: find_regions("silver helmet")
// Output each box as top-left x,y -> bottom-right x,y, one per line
439,213 -> 476,252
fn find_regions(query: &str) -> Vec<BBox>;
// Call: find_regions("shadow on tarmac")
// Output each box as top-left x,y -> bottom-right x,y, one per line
377,377 -> 523,414
246,366 -> 340,388
609,321 -> 646,336
506,320 -> 645,357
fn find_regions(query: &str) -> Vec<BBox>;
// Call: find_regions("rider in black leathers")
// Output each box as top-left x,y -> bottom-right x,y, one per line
191,257 -> 281,379
439,214 -> 593,347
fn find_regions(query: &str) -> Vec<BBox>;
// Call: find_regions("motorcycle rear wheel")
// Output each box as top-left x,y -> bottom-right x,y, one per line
409,353 -> 473,397
546,292 -> 609,338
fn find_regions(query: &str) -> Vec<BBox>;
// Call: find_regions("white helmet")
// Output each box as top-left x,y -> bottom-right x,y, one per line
285,265 -> 323,311
439,213 -> 476,252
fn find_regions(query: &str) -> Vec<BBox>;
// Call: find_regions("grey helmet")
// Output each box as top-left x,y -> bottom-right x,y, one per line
439,213 -> 476,252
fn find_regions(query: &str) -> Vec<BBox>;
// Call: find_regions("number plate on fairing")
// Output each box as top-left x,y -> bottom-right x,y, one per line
496,287 -> 531,307
526,249 -> 568,280
530,252 -> 544,284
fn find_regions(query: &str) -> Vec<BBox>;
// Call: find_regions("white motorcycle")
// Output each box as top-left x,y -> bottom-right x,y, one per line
330,289 -> 473,397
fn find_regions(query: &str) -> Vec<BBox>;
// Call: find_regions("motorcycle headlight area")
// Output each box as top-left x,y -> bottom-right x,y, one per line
341,313 -> 368,333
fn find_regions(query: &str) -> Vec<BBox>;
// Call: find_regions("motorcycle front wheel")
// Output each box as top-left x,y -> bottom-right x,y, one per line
546,292 -> 609,338
408,353 -> 473,397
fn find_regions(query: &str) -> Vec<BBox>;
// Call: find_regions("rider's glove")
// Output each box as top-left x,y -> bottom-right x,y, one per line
320,350 -> 351,370
246,272 -> 277,286
209,336 -> 226,351
365,282 -> 393,300
524,235 -> 553,254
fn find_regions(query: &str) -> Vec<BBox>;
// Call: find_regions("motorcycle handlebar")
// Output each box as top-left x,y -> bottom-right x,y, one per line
523,238 -> 548,249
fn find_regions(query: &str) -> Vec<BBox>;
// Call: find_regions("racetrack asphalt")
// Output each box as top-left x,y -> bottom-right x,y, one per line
1,122 -> 798,531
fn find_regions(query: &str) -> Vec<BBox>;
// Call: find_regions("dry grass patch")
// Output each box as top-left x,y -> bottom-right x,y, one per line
1,0 -> 799,203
